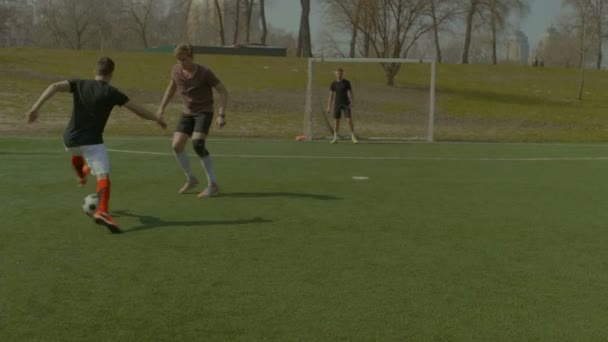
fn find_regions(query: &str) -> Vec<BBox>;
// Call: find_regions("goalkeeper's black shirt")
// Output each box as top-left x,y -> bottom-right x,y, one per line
330,79 -> 352,106
63,79 -> 129,147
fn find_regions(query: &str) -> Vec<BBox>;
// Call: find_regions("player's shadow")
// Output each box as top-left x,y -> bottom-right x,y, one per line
0,151 -> 60,156
112,210 -> 272,233
219,192 -> 341,200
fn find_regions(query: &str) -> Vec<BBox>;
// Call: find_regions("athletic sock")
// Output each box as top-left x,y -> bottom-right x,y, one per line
71,156 -> 85,178
96,179 -> 110,213
175,151 -> 196,181
201,156 -> 217,185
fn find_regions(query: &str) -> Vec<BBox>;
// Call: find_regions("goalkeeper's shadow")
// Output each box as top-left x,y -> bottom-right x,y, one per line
112,209 -> 272,233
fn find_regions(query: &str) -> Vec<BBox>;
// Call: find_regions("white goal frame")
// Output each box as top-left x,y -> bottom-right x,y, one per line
304,57 -> 436,142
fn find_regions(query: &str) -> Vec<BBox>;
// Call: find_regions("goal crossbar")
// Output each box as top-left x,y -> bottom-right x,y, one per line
304,57 -> 436,142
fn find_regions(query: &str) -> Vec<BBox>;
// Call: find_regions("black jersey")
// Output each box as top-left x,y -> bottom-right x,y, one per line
63,79 -> 129,147
330,79 -> 352,106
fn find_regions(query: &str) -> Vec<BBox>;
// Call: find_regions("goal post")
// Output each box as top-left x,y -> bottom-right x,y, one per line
304,57 -> 436,142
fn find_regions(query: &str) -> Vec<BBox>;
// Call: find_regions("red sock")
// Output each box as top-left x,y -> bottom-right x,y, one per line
71,156 -> 85,178
96,179 -> 111,213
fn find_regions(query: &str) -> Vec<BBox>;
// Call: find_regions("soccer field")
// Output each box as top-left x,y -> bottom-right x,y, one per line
2,136 -> 608,340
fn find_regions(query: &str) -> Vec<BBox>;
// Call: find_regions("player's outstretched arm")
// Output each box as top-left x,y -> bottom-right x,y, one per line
156,79 -> 177,118
26,81 -> 70,123
214,82 -> 228,128
124,101 -> 167,128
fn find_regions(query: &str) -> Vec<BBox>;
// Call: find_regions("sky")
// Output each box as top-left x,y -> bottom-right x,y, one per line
265,0 -> 565,53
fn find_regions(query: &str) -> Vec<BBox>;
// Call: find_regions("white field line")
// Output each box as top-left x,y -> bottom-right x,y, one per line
105,148 -> 608,162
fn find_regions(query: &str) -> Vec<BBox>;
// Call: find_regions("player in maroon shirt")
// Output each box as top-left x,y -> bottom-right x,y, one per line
157,43 -> 229,197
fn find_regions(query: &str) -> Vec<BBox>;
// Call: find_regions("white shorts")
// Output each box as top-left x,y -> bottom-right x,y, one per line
65,144 -> 110,176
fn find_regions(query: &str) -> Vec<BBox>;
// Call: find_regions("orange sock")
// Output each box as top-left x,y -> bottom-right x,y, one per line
96,179 -> 111,213
71,156 -> 85,178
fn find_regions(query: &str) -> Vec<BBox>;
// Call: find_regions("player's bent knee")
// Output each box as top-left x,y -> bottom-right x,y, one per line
193,139 -> 209,157
172,144 -> 185,154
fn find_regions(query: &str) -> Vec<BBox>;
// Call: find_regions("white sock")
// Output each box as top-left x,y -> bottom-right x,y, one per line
175,151 -> 196,181
201,156 -> 217,185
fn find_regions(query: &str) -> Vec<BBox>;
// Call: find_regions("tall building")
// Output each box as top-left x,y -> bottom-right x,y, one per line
186,0 -> 262,46
535,26 -> 558,61
506,30 -> 530,65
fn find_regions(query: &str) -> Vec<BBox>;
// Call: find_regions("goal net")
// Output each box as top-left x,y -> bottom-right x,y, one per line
304,57 -> 436,142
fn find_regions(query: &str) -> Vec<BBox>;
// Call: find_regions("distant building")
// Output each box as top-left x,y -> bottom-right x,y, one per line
186,0 -> 262,46
535,26 -> 559,62
506,30 -> 530,65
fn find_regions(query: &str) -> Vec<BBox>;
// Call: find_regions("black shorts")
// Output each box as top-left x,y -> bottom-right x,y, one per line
333,105 -> 352,119
175,112 -> 214,136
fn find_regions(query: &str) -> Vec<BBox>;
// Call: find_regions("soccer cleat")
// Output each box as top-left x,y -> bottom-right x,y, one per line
197,184 -> 220,198
93,211 -> 121,234
78,164 -> 91,186
351,135 -> 359,144
178,177 -> 199,194
330,137 -> 338,144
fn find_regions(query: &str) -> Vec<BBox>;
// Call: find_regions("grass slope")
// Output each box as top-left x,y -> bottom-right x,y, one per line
3,48 -> 608,141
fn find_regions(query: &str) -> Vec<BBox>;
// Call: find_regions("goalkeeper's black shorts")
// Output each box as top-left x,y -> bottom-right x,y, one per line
333,104 -> 351,119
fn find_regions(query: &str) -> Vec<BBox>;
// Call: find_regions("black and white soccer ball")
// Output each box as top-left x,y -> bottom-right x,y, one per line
82,193 -> 98,216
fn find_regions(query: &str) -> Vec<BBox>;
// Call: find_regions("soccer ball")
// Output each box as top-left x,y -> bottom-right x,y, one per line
82,193 -> 98,216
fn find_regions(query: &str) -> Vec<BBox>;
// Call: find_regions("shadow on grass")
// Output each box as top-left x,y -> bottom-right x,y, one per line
219,192 -> 341,200
113,209 -> 272,233
398,84 -> 577,108
0,151 -> 60,156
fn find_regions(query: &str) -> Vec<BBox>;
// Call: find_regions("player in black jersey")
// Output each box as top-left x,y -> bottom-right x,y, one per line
326,67 -> 357,144
26,57 -> 166,233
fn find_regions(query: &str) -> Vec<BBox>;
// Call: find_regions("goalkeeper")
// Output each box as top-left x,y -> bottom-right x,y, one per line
326,67 -> 357,144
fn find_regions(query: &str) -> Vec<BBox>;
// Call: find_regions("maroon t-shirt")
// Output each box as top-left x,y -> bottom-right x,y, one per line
171,64 -> 220,114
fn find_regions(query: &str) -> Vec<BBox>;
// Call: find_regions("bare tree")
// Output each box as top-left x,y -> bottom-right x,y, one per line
361,0 -> 431,85
563,0 -> 595,100
323,0 -> 430,84
40,0 -> 102,50
461,0 -> 482,64
233,0 -> 241,44
243,0 -> 255,42
297,0 -> 313,57
126,0 -> 156,48
427,0 -> 461,63
323,0 -> 361,57
214,0 -> 226,45
260,0 -> 268,44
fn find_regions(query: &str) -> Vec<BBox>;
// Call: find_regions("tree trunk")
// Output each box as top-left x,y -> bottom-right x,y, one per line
297,0 -> 312,57
430,0 -> 442,63
461,0 -> 477,64
578,13 -> 587,101
214,0 -> 225,45
349,0 -> 362,58
384,64 -> 396,86
596,0 -> 603,70
490,0 -> 497,64
233,0 -> 240,44
245,0 -> 254,42
260,0 -> 267,44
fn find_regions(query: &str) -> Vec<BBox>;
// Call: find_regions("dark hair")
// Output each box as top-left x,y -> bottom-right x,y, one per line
336,67 -> 344,72
96,57 -> 115,76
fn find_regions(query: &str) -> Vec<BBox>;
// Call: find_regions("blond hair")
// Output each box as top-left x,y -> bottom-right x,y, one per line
174,43 -> 194,57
